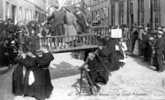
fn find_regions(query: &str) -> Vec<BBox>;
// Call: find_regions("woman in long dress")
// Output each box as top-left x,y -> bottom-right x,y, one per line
16,49 -> 54,100
32,48 -> 54,100
18,52 -> 37,97
64,8 -> 78,46
133,39 -> 139,56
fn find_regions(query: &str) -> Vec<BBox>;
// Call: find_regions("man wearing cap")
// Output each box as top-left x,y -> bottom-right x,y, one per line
154,30 -> 165,72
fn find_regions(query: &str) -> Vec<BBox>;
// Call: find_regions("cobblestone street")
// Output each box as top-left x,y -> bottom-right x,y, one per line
12,53 -> 165,100
1,53 -> 165,100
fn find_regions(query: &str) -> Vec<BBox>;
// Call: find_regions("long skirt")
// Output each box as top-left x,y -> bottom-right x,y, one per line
12,64 -> 24,95
64,24 -> 77,42
133,40 -> 139,56
31,68 -> 53,100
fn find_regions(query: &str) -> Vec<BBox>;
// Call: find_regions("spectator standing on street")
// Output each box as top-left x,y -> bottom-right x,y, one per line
155,31 -> 165,72
132,28 -> 139,56
142,27 -> 151,62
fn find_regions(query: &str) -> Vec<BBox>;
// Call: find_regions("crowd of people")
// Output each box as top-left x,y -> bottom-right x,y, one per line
0,18 -> 20,67
0,19 -> 55,100
0,3 -> 93,100
131,25 -> 165,72
3,2 -> 165,99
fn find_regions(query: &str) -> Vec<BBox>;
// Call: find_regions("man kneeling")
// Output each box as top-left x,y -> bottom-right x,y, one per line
82,51 -> 109,94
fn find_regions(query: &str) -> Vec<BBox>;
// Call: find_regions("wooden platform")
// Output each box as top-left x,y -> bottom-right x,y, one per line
49,45 -> 99,53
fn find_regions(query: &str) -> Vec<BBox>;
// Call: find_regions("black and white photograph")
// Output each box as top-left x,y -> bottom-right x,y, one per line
0,0 -> 165,100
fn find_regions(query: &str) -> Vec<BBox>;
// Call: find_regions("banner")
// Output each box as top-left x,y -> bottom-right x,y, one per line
111,29 -> 122,38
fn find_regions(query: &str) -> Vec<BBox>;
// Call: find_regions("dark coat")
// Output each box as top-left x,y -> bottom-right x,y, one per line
12,64 -> 24,95
0,46 -> 10,66
101,38 -> 124,71
86,47 -> 112,85
74,12 -> 88,33
13,55 -> 37,97
31,52 -> 54,99
154,37 -> 165,71
155,37 -> 165,54
87,56 -> 109,85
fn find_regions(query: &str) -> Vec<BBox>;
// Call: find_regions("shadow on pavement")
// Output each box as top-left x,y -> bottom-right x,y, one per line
130,56 -> 157,71
0,66 -> 15,100
50,61 -> 80,80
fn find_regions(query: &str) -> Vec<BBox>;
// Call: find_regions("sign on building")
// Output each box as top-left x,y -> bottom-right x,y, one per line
111,28 -> 122,38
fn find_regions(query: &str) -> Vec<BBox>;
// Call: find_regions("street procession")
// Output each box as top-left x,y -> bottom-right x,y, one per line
0,0 -> 165,100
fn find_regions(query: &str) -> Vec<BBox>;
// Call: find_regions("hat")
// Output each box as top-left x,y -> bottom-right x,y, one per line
158,31 -> 163,35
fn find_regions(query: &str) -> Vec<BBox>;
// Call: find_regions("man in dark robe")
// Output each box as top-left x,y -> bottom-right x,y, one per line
85,48 -> 109,94
82,36 -> 124,94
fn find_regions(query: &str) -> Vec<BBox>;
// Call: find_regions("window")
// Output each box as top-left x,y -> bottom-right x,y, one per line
5,2 -> 9,19
138,0 -> 144,25
19,7 -> 22,21
11,5 -> 16,23
111,4 -> 115,26
153,0 -> 160,26
119,1 -> 124,25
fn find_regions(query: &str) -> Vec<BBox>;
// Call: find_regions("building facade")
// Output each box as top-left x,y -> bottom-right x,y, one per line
0,0 -> 47,24
86,0 -> 128,26
87,0 -> 165,27
127,0 -> 165,28
86,0 -> 110,26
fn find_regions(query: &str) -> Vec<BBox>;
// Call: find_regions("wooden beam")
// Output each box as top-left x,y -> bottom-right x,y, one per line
50,45 -> 98,53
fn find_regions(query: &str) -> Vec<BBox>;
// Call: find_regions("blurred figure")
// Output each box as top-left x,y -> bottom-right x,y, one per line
142,27 -> 151,62
64,7 -> 78,46
47,4 -> 65,36
132,28 -> 139,54
154,30 -> 165,72
47,4 -> 66,48
74,7 -> 89,34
